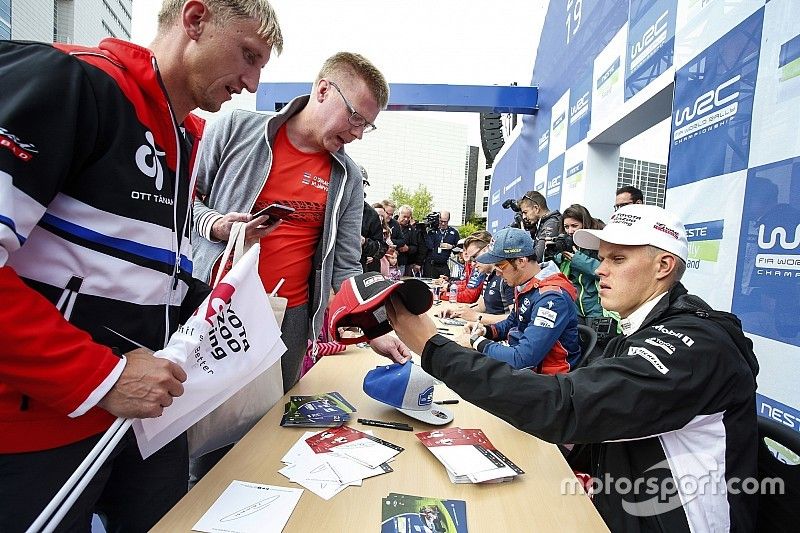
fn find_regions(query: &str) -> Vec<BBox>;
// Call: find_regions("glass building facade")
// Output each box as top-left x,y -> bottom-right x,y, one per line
0,0 -> 11,40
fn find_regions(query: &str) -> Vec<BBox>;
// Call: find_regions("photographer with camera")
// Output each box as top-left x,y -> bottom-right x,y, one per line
501,198 -> 526,229
423,210 -> 460,278
549,205 -> 619,355
548,205 -> 606,320
518,191 -> 562,262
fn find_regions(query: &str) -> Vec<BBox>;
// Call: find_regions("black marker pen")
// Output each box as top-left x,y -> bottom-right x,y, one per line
357,418 -> 413,431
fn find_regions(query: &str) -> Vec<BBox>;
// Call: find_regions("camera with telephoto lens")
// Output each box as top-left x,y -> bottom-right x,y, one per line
424,212 -> 441,231
543,233 -> 575,261
549,233 -> 575,254
502,198 -> 526,229
502,198 -> 521,212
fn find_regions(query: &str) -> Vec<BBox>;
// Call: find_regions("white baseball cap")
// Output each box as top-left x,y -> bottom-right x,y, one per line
573,204 -> 688,262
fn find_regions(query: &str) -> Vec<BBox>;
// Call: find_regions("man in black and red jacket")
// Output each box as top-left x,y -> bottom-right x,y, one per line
386,205 -> 759,532
0,1 -> 283,530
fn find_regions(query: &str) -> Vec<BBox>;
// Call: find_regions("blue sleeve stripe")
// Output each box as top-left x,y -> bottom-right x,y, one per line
0,214 -> 26,245
41,212 -> 180,268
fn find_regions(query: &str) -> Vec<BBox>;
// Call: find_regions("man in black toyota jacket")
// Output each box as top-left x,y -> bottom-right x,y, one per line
386,204 -> 759,532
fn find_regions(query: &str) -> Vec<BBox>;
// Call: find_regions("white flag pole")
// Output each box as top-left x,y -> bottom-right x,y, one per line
25,417 -> 131,533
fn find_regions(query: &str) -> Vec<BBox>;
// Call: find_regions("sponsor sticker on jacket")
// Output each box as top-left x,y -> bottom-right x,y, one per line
629,346 -> 669,374
533,316 -> 555,328
652,324 -> 695,346
644,337 -> 676,354
537,307 -> 558,322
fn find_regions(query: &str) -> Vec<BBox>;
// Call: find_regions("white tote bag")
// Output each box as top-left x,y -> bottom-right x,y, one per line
132,223 -> 287,459
186,222 -> 288,458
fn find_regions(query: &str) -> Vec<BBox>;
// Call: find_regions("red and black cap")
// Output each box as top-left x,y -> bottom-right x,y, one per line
328,273 -> 433,344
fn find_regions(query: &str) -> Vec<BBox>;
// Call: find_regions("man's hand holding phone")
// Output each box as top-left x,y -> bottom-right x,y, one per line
211,203 -> 293,244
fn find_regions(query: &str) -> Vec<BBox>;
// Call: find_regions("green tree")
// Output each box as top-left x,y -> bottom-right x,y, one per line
458,215 -> 486,238
390,184 -> 433,220
458,222 -> 480,237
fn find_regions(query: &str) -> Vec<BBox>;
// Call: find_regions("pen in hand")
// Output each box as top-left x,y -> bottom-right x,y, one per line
471,322 -> 482,336
434,400 -> 459,405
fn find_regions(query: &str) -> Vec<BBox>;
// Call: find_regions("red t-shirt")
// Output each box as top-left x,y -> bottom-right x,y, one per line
254,125 -> 330,306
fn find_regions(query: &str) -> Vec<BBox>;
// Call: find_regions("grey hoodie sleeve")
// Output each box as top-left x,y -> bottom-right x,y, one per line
330,164 -> 366,291
192,113 -> 234,241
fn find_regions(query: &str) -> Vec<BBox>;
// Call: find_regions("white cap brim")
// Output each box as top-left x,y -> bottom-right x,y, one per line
396,405 -> 453,426
574,226 -> 656,250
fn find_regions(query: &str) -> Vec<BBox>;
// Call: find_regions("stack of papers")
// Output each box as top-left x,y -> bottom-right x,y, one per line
381,492 -> 468,533
416,427 -> 524,484
280,392 -> 356,427
192,480 -> 302,533
278,427 -> 401,500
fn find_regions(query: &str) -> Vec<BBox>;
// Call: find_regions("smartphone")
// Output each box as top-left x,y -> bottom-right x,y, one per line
252,203 -> 295,223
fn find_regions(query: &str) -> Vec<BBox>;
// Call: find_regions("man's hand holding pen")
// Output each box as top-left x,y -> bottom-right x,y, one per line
454,321 -> 485,348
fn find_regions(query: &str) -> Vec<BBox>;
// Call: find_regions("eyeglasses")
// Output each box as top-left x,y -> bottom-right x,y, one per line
494,259 -> 511,271
613,201 -> 634,211
466,246 -> 488,263
327,80 -> 377,133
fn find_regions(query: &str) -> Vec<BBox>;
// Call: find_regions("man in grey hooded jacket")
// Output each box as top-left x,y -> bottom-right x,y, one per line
192,52 -> 409,396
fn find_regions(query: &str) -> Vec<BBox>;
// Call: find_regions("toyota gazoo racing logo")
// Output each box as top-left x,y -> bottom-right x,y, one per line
609,212 -> 642,227
644,336 -> 676,355
201,282 -> 237,326
135,130 -> 166,190
673,74 -> 741,144
755,223 -> 800,275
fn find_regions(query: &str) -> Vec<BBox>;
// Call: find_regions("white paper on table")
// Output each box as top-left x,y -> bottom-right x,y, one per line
281,431 -> 318,464
291,469 -> 349,501
326,454 -> 391,485
428,445 -> 503,477
281,461 -> 363,488
467,465 -> 518,483
299,460 -> 341,483
191,480 -> 302,533
281,430 -> 375,466
329,437 -> 400,469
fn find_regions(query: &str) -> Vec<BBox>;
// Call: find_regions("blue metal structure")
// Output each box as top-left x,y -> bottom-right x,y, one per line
256,82 -> 538,114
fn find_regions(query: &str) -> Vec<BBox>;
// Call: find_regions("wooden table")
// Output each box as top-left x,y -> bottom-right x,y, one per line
152,312 -> 608,532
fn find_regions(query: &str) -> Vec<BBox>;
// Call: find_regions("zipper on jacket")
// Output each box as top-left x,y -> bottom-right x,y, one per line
19,395 -> 29,411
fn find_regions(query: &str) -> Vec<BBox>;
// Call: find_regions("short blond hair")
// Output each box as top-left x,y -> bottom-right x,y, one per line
316,52 -> 389,109
158,0 -> 284,54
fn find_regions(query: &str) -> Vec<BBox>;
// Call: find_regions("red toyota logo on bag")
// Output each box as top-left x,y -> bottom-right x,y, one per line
197,282 -> 236,325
